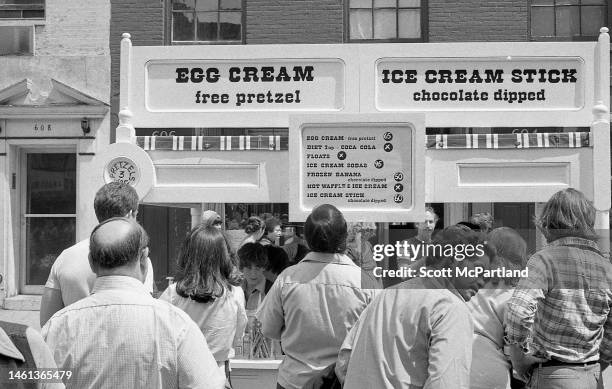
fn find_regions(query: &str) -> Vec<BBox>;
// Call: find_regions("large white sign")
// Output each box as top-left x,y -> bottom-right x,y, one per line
146,60 -> 345,112
376,57 -> 584,110
126,42 -> 598,127
290,114 -> 425,222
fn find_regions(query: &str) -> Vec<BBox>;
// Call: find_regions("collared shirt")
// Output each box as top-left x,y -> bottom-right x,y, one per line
244,278 -> 267,311
159,284 -> 247,362
0,325 -> 64,389
42,276 -> 225,389
505,237 -> 612,363
257,252 -> 378,389
340,277 -> 473,389
45,239 -> 155,305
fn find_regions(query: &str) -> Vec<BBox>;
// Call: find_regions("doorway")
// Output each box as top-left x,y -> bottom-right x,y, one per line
19,150 -> 76,294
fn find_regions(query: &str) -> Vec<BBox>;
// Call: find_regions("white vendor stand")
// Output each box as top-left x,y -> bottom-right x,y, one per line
94,29 -> 610,387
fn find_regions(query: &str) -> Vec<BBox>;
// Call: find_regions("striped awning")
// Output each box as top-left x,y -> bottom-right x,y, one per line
135,132 -> 590,152
426,132 -> 590,149
136,135 -> 285,151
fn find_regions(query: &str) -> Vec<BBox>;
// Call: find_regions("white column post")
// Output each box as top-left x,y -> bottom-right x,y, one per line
116,33 -> 135,143
592,28 -> 611,257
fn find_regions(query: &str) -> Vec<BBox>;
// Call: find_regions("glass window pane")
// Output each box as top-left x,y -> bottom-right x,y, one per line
581,5 -> 606,35
27,154 -> 76,214
0,10 -> 22,18
8,0 -> 44,4
0,25 -> 33,55
531,7 -> 555,36
350,9 -> 372,39
173,11 -> 195,41
26,217 -> 75,285
220,11 -> 241,40
398,9 -> 421,38
221,0 -> 241,10
555,0 -> 578,4
374,0 -> 396,8
197,12 -> 217,41
195,0 -> 217,11
581,0 -> 605,4
532,0 -> 553,4
374,9 -> 397,39
350,0 -> 372,9
22,9 -> 43,18
556,5 -> 580,36
173,0 -> 195,11
399,0 -> 420,7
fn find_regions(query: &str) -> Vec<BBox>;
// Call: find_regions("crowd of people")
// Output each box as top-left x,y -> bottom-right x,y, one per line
0,183 -> 611,389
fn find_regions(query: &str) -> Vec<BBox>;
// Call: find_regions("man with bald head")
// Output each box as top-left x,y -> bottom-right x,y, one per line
42,218 -> 225,389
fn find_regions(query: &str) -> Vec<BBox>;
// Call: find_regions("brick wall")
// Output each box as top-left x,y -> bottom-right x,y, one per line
429,0 -> 529,42
247,0 -> 344,44
110,0 -> 164,136
35,0 -> 110,56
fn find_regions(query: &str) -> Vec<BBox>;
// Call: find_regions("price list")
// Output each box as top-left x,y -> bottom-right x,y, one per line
301,124 -> 413,211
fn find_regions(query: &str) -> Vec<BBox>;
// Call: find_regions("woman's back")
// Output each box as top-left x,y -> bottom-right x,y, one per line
160,283 -> 247,362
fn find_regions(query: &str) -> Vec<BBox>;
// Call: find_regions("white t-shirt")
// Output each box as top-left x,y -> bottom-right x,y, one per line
45,239 -> 155,306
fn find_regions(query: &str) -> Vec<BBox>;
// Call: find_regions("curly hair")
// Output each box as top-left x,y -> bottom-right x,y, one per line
244,216 -> 265,234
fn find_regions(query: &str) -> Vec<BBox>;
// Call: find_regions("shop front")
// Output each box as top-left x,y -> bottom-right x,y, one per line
0,78 -> 109,309
96,30 -> 609,386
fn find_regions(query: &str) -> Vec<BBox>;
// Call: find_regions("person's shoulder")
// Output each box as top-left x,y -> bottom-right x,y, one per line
53,239 -> 89,267
150,296 -> 195,324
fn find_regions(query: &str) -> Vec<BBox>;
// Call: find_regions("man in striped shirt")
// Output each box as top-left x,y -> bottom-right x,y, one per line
505,188 -> 612,389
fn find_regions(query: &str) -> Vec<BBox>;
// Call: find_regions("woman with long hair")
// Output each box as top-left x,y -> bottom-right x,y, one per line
159,225 -> 247,386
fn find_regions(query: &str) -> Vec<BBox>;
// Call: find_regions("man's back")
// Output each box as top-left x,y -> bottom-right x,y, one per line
42,276 -> 224,389
45,239 -> 155,306
258,252 -> 378,389
343,278 -> 473,389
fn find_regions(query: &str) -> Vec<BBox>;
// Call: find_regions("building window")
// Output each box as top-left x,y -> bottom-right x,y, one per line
171,0 -> 243,44
347,0 -> 427,42
0,0 -> 44,19
0,25 -> 34,55
530,0 -> 608,40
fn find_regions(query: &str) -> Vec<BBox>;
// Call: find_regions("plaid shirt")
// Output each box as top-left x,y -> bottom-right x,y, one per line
505,237 -> 612,363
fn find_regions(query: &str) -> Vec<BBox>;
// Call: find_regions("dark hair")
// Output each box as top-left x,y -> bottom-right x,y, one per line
265,218 -> 281,233
535,188 -> 597,242
237,242 -> 268,269
244,216 -> 265,234
487,227 -> 528,286
425,225 -> 494,269
94,182 -> 139,222
89,217 -> 148,269
304,204 -> 347,253
265,245 -> 290,275
174,226 -> 242,303
456,221 -> 481,231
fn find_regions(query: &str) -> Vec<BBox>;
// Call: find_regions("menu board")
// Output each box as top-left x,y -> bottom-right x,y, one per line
290,114 -> 425,222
